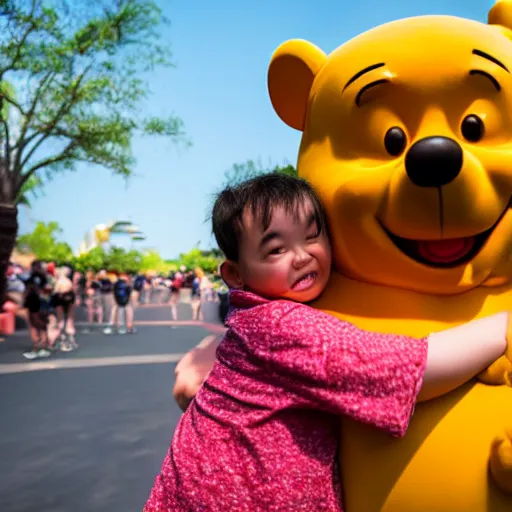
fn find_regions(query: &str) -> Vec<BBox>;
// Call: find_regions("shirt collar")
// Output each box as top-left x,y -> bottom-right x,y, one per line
229,289 -> 270,310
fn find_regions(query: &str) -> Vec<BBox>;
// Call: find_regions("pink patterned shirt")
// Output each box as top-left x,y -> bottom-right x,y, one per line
144,290 -> 428,512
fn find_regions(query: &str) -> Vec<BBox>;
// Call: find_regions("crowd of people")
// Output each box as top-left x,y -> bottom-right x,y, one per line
5,261 -> 217,360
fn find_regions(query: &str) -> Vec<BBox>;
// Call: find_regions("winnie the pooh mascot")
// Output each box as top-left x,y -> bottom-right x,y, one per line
267,1 -> 512,511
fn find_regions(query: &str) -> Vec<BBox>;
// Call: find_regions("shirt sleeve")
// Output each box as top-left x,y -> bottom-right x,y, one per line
229,303 -> 428,437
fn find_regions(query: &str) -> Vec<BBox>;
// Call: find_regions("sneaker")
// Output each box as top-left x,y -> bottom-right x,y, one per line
37,349 -> 51,358
103,326 -> 113,335
118,327 -> 127,335
23,350 -> 39,360
128,327 -> 137,334
60,343 -> 73,352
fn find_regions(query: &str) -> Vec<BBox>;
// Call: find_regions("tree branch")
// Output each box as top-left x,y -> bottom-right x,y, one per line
11,70 -> 56,172
0,108 -> 11,173
16,140 -> 77,194
1,91 -> 26,117
16,64 -> 92,176
0,1 -> 38,79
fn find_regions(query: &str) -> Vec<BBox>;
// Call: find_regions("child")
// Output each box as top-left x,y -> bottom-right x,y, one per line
144,173 -> 511,512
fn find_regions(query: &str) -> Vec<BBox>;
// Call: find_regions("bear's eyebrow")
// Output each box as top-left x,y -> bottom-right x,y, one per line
343,63 -> 385,92
472,49 -> 509,73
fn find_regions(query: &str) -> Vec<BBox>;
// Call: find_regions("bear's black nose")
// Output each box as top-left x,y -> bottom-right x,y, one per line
405,136 -> 463,187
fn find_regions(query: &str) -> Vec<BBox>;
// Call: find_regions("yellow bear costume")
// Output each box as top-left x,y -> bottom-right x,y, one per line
268,2 -> 512,511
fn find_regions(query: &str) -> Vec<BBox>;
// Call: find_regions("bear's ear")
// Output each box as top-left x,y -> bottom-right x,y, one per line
268,40 -> 326,131
489,1 -> 512,39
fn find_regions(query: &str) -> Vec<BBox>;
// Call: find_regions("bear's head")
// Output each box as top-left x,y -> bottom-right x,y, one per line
268,1 -> 512,295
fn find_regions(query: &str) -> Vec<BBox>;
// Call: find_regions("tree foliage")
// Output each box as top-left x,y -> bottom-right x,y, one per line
0,0 -> 188,203
73,245 -> 106,272
139,248 -> 168,273
222,159 -> 297,188
104,246 -> 141,273
178,247 -> 220,274
16,220 -> 73,263
15,221 -> 224,274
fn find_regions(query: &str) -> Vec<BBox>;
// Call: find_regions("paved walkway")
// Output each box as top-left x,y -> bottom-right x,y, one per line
0,301 -> 224,512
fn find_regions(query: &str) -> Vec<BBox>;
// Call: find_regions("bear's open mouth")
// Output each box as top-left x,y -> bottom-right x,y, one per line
380,199 -> 511,268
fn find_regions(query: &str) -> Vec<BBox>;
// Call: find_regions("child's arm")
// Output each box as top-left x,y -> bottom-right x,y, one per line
419,312 -> 509,401
173,333 -> 224,411
232,303 -> 510,437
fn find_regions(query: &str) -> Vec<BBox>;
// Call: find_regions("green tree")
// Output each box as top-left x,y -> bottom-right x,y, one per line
16,220 -> 73,264
73,246 -> 107,273
140,249 -> 168,273
222,159 -> 297,188
178,247 -> 221,274
0,0 -> 188,300
104,246 -> 142,273
16,174 -> 44,208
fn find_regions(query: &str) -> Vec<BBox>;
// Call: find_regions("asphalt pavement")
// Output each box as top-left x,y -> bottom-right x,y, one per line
0,299 -> 224,512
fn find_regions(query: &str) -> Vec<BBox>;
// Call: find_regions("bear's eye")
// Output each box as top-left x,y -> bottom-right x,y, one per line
384,127 -> 407,156
461,114 -> 484,142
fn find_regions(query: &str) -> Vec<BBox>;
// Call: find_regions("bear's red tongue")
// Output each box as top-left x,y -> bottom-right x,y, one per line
417,237 -> 475,263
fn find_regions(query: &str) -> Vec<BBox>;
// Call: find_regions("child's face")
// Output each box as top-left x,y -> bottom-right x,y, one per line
230,199 -> 332,303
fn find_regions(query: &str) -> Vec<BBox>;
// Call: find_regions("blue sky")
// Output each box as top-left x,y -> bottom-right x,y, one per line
18,0 -> 490,259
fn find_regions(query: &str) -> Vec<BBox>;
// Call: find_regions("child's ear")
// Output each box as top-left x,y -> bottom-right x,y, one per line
220,261 -> 244,289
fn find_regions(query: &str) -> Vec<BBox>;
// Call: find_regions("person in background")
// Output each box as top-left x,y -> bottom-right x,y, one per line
97,269 -> 114,328
22,260 -> 51,360
200,271 -> 213,302
77,272 -> 87,307
132,273 -> 145,306
143,274 -> 153,305
183,270 -> 194,290
52,266 -> 78,351
169,270 -> 183,321
46,262 -> 56,284
84,269 -> 103,331
156,274 -> 166,304
131,273 -> 144,321
68,264 -> 79,304
105,272 -> 135,334
190,268 -> 203,321
6,263 -> 25,305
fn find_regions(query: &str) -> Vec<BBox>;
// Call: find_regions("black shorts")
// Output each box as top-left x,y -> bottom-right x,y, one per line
53,291 -> 76,309
170,286 -> 181,294
24,292 -> 41,313
29,311 -> 49,331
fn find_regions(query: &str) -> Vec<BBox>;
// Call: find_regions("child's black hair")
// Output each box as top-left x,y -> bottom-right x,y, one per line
212,173 -> 328,262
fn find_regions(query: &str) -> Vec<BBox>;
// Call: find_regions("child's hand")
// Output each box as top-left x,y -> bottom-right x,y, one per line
477,313 -> 512,386
173,333 -> 222,411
